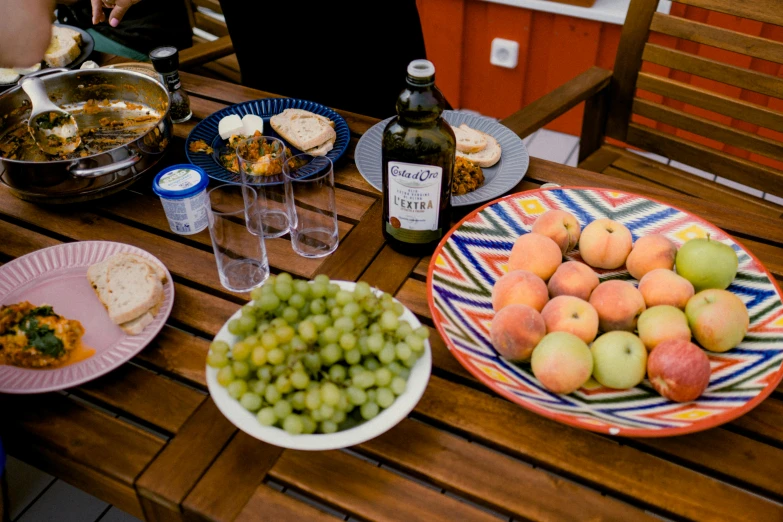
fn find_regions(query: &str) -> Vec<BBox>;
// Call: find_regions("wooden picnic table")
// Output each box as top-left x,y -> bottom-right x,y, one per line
2,61 -> 783,522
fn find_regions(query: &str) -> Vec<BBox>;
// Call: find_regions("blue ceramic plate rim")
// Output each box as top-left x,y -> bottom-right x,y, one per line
185,98 -> 350,185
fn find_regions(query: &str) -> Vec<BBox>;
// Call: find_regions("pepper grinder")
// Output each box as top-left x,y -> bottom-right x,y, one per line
150,46 -> 192,124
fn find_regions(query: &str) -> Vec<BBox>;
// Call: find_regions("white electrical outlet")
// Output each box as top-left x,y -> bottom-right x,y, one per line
490,38 -> 519,69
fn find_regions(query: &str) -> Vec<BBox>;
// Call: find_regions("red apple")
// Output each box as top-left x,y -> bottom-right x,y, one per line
647,339 -> 711,402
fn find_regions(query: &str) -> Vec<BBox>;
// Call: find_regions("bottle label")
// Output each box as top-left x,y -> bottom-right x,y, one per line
162,71 -> 182,93
385,161 -> 443,244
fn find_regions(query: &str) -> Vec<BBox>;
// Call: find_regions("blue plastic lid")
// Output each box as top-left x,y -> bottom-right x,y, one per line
153,164 -> 209,200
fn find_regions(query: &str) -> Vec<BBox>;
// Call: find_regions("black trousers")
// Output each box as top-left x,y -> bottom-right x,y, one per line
218,1 -> 429,119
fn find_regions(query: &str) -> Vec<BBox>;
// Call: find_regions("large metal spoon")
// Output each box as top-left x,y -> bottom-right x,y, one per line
20,76 -> 81,155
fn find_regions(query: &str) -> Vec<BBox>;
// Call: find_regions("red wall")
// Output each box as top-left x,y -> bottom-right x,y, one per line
417,0 -> 783,171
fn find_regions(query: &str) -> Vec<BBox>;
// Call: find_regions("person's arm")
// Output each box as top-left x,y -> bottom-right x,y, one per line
0,0 -> 55,68
89,0 -> 141,27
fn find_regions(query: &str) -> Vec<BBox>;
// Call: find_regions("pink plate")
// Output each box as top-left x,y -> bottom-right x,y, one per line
0,241 -> 174,394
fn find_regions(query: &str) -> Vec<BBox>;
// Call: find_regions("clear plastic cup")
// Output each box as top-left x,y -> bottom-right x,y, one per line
283,154 -> 339,258
207,183 -> 270,292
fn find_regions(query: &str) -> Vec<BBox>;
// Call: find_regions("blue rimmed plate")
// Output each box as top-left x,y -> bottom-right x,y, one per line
185,98 -> 350,184
354,110 -> 529,207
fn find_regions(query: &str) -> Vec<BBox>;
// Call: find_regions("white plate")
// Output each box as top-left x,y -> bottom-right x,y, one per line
206,280 -> 432,451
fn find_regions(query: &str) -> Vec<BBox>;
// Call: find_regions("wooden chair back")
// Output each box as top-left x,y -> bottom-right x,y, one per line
606,0 -> 783,197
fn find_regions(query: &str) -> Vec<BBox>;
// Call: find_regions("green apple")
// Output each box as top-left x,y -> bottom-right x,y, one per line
590,331 -> 647,389
675,236 -> 738,292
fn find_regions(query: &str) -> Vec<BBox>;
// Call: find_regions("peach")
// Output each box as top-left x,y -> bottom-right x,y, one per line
490,304 -> 547,362
578,218 -> 633,269
531,209 -> 581,254
589,280 -> 646,333
531,332 -> 593,394
626,235 -> 677,280
541,296 -> 599,344
547,261 -> 600,301
638,268 -> 695,310
685,289 -> 749,353
508,232 -> 562,281
647,339 -> 711,402
492,270 -> 549,312
637,305 -> 691,352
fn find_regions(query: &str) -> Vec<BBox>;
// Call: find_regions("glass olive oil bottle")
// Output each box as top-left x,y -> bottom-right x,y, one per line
381,59 -> 456,256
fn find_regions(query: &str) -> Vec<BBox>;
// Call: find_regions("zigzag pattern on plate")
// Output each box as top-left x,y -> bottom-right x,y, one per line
431,188 -> 783,435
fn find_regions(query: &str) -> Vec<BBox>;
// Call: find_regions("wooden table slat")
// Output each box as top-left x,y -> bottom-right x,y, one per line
137,399 -> 236,519
415,376 -> 783,521
233,484 -> 341,522
269,449 -> 501,522
358,418 -> 657,522
74,363 -> 205,434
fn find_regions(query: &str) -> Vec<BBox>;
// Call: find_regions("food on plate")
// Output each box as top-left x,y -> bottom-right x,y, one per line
489,304 -> 546,362
491,269 -> 549,312
453,123 -> 501,168
532,210 -> 581,255
541,296 -> 599,345
218,130 -> 291,176
218,114 -> 244,140
487,213 -> 750,402
508,232 -> 562,281
45,25 -> 83,68
0,302 -> 87,368
675,236 -> 738,292
452,123 -> 487,153
88,252 -> 167,335
685,289 -> 748,353
452,156 -> 484,195
0,68 -> 21,85
589,280 -> 646,333
270,108 -> 336,157
547,261 -> 599,301
14,63 -> 42,75
206,273 -> 427,435
578,218 -> 633,270
531,332 -> 593,394
638,268 -> 694,309
241,114 -> 264,136
590,331 -> 647,390
637,305 -> 691,352
188,139 -> 213,154
625,235 -> 677,280
647,339 -> 711,403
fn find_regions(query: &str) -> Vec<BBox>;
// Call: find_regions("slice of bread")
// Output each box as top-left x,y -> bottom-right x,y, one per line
456,130 -> 501,168
270,109 -> 337,151
113,252 -> 167,283
45,26 -> 81,68
452,124 -> 487,154
306,137 -> 334,157
87,258 -> 111,305
277,108 -> 334,128
106,256 -> 163,325
120,312 -> 154,335
0,68 -> 20,85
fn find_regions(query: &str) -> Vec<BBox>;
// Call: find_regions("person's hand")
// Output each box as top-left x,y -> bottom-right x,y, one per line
91,0 -> 141,27
0,0 -> 54,68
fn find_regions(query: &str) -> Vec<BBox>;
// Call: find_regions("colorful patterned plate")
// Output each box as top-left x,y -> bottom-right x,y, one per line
427,187 -> 783,437
0,241 -> 174,394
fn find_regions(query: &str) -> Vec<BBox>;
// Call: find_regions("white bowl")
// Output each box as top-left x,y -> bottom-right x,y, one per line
206,280 -> 432,450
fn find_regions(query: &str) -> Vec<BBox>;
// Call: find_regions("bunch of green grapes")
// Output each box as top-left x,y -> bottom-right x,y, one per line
207,273 -> 428,435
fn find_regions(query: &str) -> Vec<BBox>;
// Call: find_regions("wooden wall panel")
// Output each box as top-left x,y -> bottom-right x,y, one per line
417,0 -> 466,108
460,1 -> 532,118
418,0 -> 783,179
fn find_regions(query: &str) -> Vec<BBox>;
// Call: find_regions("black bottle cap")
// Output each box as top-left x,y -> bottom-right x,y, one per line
149,46 -> 179,73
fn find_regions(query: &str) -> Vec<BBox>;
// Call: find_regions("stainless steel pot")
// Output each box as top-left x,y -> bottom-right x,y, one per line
0,68 -> 172,204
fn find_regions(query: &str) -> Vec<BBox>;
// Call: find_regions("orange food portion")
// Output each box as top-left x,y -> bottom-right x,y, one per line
188,139 -> 213,154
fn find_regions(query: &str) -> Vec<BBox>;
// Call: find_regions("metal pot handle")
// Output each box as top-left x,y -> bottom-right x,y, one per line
69,152 -> 142,178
